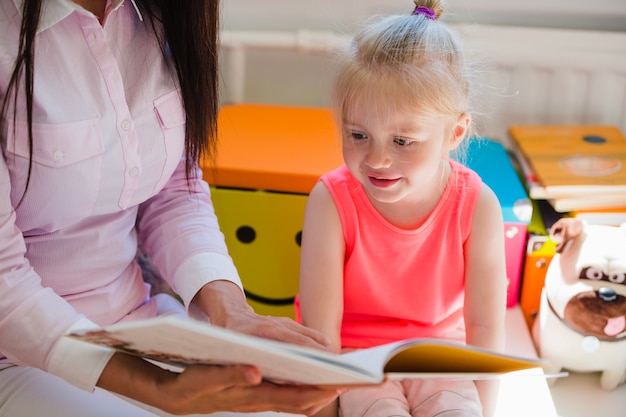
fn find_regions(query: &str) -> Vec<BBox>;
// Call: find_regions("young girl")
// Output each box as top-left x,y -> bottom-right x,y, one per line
298,1 -> 507,416
0,0 -> 341,416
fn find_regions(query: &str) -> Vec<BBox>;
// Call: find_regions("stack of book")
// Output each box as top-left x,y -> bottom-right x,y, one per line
509,125 -> 626,331
509,125 -> 626,227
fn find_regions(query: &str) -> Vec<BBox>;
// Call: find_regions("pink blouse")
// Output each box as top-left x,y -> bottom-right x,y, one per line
0,0 -> 241,391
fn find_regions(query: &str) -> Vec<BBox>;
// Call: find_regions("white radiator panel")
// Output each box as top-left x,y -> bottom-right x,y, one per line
219,25 -> 626,143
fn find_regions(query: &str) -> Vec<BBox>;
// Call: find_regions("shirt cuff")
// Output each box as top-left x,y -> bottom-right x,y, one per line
47,318 -> 115,392
173,252 -> 243,312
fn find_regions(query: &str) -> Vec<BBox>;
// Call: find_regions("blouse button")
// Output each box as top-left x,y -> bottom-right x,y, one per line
121,119 -> 132,131
128,167 -> 139,177
52,150 -> 64,161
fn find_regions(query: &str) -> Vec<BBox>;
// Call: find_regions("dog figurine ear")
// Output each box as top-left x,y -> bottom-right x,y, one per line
550,218 -> 584,253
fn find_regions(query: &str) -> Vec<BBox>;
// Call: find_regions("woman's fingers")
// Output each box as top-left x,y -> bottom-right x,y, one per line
160,364 -> 342,416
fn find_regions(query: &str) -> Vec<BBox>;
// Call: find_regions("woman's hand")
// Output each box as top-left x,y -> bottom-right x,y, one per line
158,363 -> 342,415
222,309 -> 331,350
193,280 -> 331,350
105,280 -> 341,415
99,352 -> 343,416
97,281 -> 345,414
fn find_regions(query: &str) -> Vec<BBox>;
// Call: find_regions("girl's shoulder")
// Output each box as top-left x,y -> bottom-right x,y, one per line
320,165 -> 358,193
321,165 -> 351,182
449,160 -> 483,195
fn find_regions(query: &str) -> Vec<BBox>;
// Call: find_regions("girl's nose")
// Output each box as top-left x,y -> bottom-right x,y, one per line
364,142 -> 392,169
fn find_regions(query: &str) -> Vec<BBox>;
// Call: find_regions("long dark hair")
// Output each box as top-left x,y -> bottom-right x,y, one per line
1,0 -> 220,204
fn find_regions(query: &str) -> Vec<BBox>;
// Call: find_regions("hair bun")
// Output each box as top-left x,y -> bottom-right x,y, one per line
412,1 -> 443,20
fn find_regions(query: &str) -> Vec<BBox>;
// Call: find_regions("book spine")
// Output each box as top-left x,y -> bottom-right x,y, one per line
508,139 -> 547,199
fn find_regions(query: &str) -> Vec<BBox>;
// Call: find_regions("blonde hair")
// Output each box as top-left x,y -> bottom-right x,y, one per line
332,0 -> 476,142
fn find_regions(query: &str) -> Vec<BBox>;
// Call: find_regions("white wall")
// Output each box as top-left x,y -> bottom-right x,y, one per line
222,0 -> 626,32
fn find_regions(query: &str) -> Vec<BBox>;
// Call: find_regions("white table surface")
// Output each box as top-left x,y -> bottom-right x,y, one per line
550,371 -> 626,417
504,306 -> 626,417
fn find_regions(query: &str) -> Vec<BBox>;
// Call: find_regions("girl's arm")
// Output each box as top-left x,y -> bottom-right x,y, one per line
464,183 -> 508,417
299,182 -> 345,352
298,181 -> 347,417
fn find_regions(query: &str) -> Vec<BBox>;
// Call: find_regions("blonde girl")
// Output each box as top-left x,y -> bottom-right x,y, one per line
298,1 -> 507,416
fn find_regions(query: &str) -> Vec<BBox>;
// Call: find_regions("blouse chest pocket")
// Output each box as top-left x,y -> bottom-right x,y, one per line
151,89 -> 186,194
4,118 -> 104,233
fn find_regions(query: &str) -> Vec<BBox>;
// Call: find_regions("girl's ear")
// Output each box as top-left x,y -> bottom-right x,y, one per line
449,113 -> 471,151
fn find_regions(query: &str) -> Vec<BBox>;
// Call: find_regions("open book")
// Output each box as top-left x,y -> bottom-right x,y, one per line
68,315 -> 548,386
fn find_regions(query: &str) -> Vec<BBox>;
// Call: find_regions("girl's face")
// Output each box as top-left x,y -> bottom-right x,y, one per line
341,103 -> 468,207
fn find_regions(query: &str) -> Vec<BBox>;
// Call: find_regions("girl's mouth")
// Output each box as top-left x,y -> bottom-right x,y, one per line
368,176 -> 401,188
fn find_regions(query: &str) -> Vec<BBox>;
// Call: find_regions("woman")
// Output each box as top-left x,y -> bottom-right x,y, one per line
0,0 -> 342,415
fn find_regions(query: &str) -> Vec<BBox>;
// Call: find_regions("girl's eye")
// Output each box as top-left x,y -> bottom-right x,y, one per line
394,138 -> 412,146
351,132 -> 367,140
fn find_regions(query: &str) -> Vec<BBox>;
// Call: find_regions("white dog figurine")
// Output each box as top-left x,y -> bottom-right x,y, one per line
532,218 -> 626,390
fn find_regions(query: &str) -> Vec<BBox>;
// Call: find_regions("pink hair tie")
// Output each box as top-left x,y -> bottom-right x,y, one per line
413,5 -> 436,20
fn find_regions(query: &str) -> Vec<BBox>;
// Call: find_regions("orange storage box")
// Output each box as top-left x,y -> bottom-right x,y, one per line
202,103 -> 343,193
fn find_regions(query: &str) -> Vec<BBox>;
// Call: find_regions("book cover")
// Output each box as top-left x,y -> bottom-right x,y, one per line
548,193 -> 626,213
462,138 -> 532,307
570,206 -> 626,226
67,315 -> 548,386
463,138 -> 532,224
508,137 -> 547,200
508,125 -> 626,199
501,223 -> 528,308
528,199 -> 563,235
519,235 -> 557,331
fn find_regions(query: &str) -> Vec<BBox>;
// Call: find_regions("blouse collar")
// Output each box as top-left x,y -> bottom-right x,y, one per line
12,0 -> 143,33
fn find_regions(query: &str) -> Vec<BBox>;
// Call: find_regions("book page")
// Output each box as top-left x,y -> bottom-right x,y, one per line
341,339 -> 546,378
69,316 -> 379,385
69,317 -> 547,385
